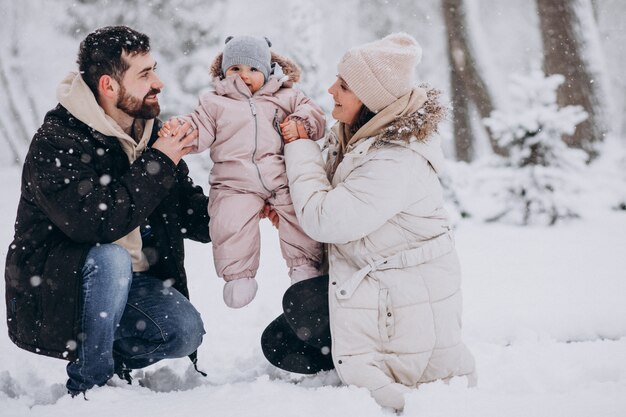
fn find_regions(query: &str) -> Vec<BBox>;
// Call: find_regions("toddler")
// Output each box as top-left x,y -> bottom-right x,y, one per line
160,36 -> 325,308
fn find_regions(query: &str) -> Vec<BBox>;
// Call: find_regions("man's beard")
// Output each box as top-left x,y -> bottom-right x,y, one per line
116,85 -> 161,119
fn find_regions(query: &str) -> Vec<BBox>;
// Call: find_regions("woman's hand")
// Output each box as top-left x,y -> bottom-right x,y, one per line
260,203 -> 279,228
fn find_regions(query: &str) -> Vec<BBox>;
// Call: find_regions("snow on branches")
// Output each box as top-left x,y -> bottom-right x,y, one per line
455,71 -> 590,226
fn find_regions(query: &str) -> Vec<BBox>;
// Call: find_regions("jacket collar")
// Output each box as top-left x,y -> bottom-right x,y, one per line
212,72 -> 286,99
56,72 -> 154,162
329,87 -> 447,174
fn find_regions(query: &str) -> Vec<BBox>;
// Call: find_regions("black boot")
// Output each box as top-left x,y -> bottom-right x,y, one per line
113,354 -> 133,385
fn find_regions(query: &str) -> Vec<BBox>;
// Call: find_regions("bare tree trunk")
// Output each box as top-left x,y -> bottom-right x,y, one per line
0,57 -> 31,153
537,0 -> 607,158
0,115 -> 25,166
590,0 -> 600,21
0,2 -> 31,163
11,63 -> 42,129
442,0 -> 507,157
448,48 -> 474,161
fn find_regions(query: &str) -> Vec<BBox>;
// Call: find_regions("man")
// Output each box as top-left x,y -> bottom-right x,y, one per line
4,26 -> 210,396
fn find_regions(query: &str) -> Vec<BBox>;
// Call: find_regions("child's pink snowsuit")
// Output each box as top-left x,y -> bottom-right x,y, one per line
188,52 -> 325,283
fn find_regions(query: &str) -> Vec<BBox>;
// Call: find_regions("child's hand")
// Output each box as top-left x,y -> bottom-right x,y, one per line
159,118 -> 181,138
280,118 -> 308,143
152,120 -> 198,165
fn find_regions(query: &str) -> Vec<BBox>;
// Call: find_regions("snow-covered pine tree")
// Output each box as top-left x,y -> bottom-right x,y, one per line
481,71 -> 588,225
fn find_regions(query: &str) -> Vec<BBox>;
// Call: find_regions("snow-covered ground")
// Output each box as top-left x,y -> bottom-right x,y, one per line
1,161 -> 625,417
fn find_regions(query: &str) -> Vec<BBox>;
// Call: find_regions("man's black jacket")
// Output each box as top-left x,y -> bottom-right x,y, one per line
5,105 -> 210,361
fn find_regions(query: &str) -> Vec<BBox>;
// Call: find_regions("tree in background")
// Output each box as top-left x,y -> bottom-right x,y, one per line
283,0 -> 328,112
62,0 -> 226,116
359,0 -> 416,39
480,71 -> 588,225
537,0 -> 608,159
0,3 -> 42,164
357,0 -> 448,90
442,0 -> 507,161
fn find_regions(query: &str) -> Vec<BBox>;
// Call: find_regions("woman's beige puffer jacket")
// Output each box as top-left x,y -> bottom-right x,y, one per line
283,87 -> 476,410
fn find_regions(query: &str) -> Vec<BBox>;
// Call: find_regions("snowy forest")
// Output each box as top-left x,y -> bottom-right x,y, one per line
2,0 -> 626,225
1,0 -> 626,416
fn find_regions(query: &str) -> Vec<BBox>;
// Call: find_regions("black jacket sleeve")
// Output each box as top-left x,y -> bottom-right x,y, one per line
174,159 -> 210,243
24,130 -> 177,244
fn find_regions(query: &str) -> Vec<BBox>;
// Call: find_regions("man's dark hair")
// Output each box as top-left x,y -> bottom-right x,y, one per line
77,25 -> 151,98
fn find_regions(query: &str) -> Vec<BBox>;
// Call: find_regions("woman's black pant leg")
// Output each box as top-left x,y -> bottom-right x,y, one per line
261,275 -> 333,374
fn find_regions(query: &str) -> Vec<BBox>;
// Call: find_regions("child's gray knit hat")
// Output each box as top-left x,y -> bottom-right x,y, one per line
221,36 -> 272,81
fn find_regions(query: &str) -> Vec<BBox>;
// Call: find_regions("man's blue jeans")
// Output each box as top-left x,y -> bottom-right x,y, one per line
66,244 -> 205,394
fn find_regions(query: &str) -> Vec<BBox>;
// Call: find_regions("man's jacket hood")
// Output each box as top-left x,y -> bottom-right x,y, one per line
56,72 -> 154,162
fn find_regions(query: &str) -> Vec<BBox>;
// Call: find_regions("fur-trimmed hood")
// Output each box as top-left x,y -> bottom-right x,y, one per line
377,87 -> 447,174
209,51 -> 301,84
375,87 -> 446,145
374,86 -> 447,174
330,87 -> 447,175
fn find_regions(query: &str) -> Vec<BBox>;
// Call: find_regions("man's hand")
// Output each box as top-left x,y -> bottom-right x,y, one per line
152,120 -> 198,165
260,203 -> 279,228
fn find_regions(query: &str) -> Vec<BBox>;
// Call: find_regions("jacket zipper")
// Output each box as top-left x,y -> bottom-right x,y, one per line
248,98 -> 274,196
234,81 -> 275,197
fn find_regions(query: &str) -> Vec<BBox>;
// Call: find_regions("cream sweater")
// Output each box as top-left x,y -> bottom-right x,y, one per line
56,72 -> 154,272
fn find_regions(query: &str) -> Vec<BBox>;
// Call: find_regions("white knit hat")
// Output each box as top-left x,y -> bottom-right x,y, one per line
337,33 -> 422,112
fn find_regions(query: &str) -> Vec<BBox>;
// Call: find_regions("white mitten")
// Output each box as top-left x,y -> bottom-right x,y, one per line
223,278 -> 258,308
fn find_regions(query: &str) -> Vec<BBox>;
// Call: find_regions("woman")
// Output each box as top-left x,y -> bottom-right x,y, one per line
261,33 -> 476,410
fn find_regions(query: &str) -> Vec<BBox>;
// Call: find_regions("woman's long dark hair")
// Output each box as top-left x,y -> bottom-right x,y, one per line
349,105 -> 376,135
332,104 -> 377,176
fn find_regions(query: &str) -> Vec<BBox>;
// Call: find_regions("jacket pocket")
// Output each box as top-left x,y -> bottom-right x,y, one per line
9,297 -> 17,319
7,289 -> 42,346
